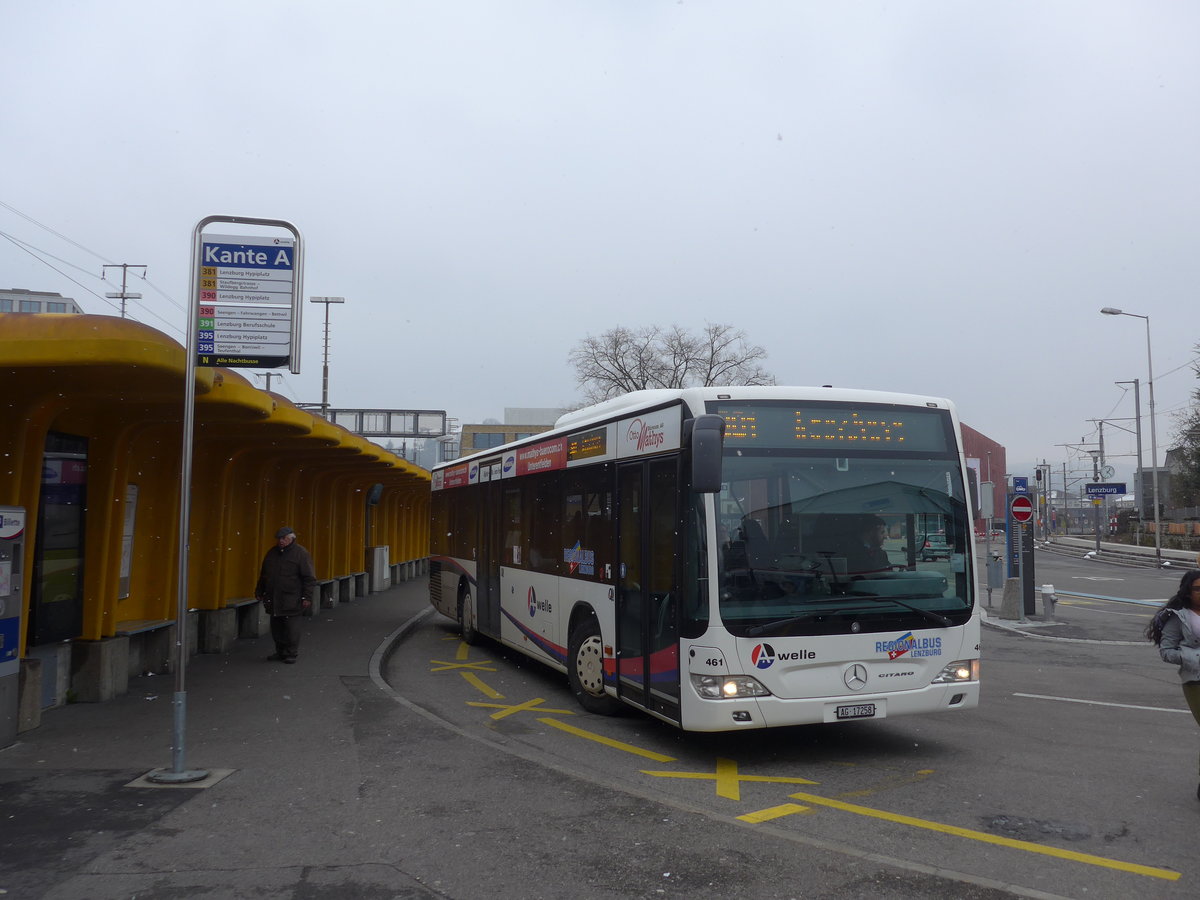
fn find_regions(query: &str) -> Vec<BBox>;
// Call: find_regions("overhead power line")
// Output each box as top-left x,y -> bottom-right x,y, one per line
0,231 -> 122,314
0,198 -> 112,263
0,200 -> 185,338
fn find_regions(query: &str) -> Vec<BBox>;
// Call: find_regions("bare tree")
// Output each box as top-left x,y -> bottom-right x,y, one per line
692,323 -> 776,388
1170,346 -> 1200,508
569,322 -> 775,404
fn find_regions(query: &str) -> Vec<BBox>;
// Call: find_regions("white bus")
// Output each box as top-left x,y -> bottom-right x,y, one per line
429,387 -> 980,732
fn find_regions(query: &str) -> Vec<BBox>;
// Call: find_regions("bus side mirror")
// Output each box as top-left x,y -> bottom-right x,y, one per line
966,467 -> 981,520
688,415 -> 725,494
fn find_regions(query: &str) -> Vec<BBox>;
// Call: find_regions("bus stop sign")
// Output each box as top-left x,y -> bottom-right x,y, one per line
1011,494 -> 1034,523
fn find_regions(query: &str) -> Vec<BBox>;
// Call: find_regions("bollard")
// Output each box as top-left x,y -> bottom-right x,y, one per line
999,577 -> 1024,622
1040,584 -> 1057,621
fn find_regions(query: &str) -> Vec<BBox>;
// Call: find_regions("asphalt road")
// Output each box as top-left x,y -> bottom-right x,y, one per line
386,549 -> 1200,899
6,556 -> 1194,900
982,547 -> 1185,641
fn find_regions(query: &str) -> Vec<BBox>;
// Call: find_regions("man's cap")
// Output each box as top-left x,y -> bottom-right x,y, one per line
276,526 -> 295,539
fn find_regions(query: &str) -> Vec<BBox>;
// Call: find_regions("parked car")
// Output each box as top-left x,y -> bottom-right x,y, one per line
919,535 -> 952,560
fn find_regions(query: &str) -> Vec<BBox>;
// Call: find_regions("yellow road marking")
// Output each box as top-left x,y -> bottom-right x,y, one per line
430,658 -> 497,673
440,634 -> 1173,881
539,718 -> 676,762
642,757 -> 818,801
737,803 -> 812,823
786,790 -> 1180,881
461,671 -> 503,698
838,769 -> 935,799
467,697 -> 576,721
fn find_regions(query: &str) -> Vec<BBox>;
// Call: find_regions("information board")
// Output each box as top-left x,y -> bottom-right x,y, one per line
196,233 -> 297,368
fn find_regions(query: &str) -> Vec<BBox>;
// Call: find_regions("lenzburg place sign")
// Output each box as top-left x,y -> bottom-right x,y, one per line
1084,483 -> 1127,496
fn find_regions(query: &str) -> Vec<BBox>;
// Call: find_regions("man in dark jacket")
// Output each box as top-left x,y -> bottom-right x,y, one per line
255,526 -> 317,664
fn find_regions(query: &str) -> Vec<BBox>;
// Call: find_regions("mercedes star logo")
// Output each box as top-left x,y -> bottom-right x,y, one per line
844,663 -> 868,691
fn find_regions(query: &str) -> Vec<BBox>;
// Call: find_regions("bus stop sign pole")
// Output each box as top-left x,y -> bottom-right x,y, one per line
147,215 -> 303,785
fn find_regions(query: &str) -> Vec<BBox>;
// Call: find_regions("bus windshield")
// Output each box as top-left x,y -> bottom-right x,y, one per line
715,451 -> 973,638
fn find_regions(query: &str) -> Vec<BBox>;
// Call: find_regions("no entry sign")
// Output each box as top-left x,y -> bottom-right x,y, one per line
1010,494 -> 1034,524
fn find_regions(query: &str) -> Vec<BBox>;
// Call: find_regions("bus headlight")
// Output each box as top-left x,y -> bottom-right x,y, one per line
690,674 -> 773,699
932,659 -> 979,683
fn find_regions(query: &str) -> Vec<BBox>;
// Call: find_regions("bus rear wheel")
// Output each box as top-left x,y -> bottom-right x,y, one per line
568,618 -> 621,715
457,582 -> 480,645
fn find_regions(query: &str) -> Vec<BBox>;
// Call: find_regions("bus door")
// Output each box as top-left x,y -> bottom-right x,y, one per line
474,480 -> 504,638
616,457 -> 681,722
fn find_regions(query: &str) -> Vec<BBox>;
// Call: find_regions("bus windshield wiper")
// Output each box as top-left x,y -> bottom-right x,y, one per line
858,594 -> 953,627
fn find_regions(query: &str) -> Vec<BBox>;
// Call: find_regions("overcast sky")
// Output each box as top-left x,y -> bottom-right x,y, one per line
4,1 -> 1198,483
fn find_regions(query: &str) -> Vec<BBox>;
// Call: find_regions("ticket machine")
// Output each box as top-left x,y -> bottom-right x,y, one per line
1,506 -> 25,747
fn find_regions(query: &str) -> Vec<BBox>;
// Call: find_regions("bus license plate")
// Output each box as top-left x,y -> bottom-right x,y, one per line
835,703 -> 876,720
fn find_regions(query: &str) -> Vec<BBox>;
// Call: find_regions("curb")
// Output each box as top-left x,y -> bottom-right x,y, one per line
980,609 -> 1143,646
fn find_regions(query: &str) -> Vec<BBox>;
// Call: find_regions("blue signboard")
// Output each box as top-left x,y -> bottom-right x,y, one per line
202,241 -> 295,270
1084,482 -> 1127,496
1012,476 -> 1029,494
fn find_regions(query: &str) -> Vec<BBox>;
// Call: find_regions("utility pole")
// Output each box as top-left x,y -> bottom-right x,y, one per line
1087,450 -> 1103,553
309,296 -> 345,419
1098,421 -> 1107,541
257,372 -> 280,392
1116,379 -> 1143,544
102,263 -> 147,318
1088,415 -> 1141,543
1100,308 -> 1162,566
1045,460 -> 1054,537
1064,461 -> 1073,535
1056,443 -> 1101,537
1036,460 -> 1050,539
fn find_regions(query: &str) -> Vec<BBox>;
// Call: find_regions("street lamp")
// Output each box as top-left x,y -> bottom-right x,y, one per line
1100,307 -> 1162,566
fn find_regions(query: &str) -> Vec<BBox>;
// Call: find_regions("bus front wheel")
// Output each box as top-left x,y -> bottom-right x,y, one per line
568,618 -> 621,715
457,582 -> 480,645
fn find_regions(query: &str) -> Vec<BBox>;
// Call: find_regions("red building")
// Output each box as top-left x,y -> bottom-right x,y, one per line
961,424 -> 1007,529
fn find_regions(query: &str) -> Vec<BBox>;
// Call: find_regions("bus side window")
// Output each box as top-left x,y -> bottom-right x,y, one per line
569,467 -> 614,582
504,486 -> 523,566
528,474 -> 560,574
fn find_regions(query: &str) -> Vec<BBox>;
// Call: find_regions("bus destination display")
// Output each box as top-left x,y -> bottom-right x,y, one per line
567,427 -> 607,462
712,403 -> 951,452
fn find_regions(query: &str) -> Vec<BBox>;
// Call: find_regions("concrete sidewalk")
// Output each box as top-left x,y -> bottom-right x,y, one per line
0,576 -> 437,899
